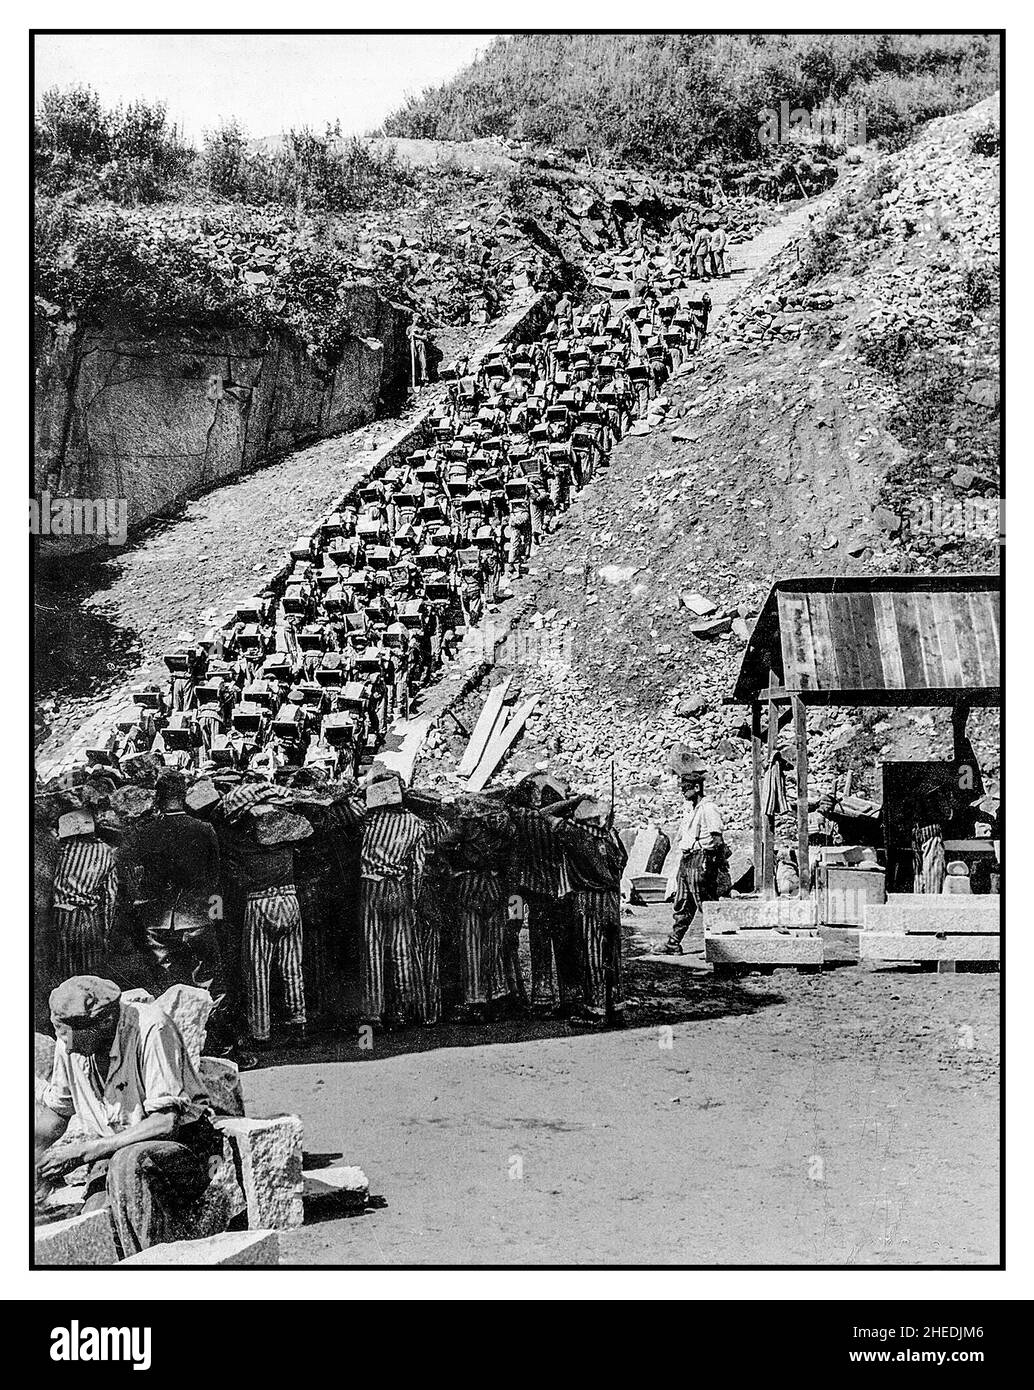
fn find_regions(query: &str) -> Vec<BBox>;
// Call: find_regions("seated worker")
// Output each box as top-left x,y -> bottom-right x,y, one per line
35,976 -> 221,1257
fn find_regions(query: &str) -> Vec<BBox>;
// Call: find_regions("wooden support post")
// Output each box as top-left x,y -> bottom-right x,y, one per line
792,695 -> 810,898
763,671 -> 778,898
751,702 -> 763,895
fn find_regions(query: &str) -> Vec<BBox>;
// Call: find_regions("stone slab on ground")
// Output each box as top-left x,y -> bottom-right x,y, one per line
704,897 -> 818,931
885,893 -> 999,905
705,931 -> 823,967
859,933 -> 1000,964
303,1165 -> 369,1211
216,1114 -> 304,1230
864,902 -> 1001,934
34,1207 -> 119,1267
120,1230 -> 280,1266
621,824 -> 670,897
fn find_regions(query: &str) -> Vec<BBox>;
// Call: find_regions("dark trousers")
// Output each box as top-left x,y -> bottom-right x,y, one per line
144,917 -> 234,1053
83,1140 -> 211,1257
528,893 -> 575,1009
672,848 -> 728,943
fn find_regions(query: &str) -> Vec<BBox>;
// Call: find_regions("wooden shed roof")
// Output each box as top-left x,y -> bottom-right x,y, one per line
732,574 -> 1000,705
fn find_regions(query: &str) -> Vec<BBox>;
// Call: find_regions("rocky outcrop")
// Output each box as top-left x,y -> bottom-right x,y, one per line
35,286 -> 411,559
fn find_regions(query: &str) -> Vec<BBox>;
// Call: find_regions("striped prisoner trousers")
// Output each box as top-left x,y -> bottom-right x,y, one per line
913,825 -> 947,895
573,889 -> 624,1019
360,877 -> 427,1026
416,880 -> 442,1025
452,871 -> 507,1006
54,907 -> 107,979
243,886 -> 306,1043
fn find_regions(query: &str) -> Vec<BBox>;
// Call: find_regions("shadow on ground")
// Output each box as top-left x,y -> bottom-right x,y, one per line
34,560 -> 145,717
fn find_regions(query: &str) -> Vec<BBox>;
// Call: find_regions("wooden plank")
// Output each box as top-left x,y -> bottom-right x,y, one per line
827,593 -> 863,689
931,592 -> 964,688
778,594 -> 817,691
848,592 -> 884,691
456,677 -> 512,777
465,694 -> 540,792
955,593 -> 986,686
871,589 -> 906,688
891,590 -> 928,688
763,671 -> 778,898
969,593 -> 1000,686
805,592 -> 840,691
751,703 -> 763,893
793,696 -> 810,897
914,592 -> 947,688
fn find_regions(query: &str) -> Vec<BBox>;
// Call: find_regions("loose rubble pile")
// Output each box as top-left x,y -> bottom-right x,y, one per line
418,98 -> 1000,831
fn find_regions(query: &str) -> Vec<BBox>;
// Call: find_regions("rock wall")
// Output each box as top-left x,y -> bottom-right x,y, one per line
34,286 -> 411,558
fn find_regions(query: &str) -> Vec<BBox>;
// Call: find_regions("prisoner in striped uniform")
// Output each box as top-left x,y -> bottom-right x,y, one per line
221,823 -> 308,1046
52,811 -> 118,980
558,799 -> 628,1026
912,821 -> 947,895
360,782 -> 436,1028
437,796 -> 513,1020
505,796 -> 575,1015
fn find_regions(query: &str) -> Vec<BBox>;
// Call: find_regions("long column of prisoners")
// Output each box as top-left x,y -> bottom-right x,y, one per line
39,242 -> 717,793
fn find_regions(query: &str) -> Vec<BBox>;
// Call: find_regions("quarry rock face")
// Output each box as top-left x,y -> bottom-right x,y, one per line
35,286 -> 411,558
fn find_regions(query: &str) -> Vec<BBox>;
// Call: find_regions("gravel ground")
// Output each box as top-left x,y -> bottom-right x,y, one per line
244,905 -> 999,1266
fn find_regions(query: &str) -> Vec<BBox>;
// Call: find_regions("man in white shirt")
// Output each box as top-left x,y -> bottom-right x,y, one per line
662,755 -> 729,954
35,976 -> 219,1256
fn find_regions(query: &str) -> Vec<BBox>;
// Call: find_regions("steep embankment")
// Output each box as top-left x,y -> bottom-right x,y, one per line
416,97 -> 1000,831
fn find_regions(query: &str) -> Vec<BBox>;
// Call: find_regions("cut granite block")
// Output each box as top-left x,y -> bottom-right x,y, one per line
216,1114 -> 304,1229
200,1056 -> 245,1116
864,902 -> 1000,934
705,931 -> 823,966
34,1207 -> 118,1267
153,984 -> 212,1068
303,1165 -> 369,1213
120,1230 -> 279,1266
860,932 -> 1000,964
703,898 -> 817,931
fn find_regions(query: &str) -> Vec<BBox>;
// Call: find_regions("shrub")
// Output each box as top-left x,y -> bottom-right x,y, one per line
970,119 -> 1000,156
381,33 -> 1000,167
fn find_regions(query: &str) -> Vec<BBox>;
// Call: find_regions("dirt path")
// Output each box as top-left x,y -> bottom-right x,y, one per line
245,908 -> 998,1266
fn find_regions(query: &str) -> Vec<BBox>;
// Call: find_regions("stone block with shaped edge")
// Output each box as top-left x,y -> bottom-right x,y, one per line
215,1114 -> 304,1229
34,1207 -> 119,1267
120,1229 -> 279,1266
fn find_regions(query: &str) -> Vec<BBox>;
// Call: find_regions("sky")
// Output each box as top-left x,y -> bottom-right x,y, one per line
33,33 -> 496,142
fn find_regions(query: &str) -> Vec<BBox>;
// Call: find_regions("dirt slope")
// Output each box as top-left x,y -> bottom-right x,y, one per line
418,97 -> 1000,831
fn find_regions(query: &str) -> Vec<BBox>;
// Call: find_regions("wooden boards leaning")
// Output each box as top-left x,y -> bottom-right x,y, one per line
457,677 -> 513,777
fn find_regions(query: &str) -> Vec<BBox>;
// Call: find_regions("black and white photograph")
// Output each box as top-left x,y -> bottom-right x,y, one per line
21,15 -> 1015,1331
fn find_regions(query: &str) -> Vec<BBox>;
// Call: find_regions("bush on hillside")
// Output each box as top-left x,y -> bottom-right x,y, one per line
34,198 -> 377,359
36,87 -> 194,204
382,33 -> 999,167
